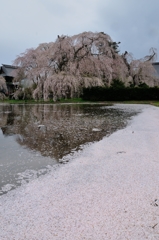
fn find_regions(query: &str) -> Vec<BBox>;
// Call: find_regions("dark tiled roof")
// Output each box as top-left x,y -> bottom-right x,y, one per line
1,64 -> 18,78
2,64 -> 18,69
152,62 -> 159,76
152,62 -> 159,65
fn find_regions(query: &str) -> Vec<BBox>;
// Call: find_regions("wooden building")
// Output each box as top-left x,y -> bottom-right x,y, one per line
0,64 -> 18,95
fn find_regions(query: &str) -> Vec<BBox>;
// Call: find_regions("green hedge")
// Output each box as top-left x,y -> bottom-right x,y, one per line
82,87 -> 159,101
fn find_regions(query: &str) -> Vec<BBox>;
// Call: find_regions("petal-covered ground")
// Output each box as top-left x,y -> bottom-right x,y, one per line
0,104 -> 159,240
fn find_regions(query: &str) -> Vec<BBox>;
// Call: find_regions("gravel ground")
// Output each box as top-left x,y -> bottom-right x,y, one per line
0,104 -> 159,240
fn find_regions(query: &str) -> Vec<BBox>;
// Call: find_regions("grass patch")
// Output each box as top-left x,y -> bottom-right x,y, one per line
121,100 -> 159,107
1,99 -> 159,107
0,98 -> 85,104
150,101 -> 159,107
0,99 -> 36,104
58,98 -> 85,103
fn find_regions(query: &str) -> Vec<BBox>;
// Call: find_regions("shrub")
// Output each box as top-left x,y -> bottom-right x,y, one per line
82,86 -> 159,101
110,79 -> 125,89
12,87 -> 33,100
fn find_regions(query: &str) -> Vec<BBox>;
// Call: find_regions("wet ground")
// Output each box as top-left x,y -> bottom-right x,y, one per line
0,103 -> 140,195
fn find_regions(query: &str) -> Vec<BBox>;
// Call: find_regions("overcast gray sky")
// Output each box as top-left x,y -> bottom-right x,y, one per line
1,0 -> 159,64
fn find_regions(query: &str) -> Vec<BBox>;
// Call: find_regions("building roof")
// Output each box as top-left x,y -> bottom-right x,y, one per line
0,64 -> 18,78
152,62 -> 159,65
152,62 -> 159,77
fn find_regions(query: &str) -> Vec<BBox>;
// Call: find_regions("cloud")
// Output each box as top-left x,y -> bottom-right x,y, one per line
97,0 -> 159,59
0,0 -> 159,64
0,0 -> 100,63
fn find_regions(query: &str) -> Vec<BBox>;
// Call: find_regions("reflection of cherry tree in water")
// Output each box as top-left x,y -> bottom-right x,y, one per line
0,104 -> 138,160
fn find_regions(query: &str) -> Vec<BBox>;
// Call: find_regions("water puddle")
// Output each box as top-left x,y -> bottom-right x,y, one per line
0,103 -> 140,195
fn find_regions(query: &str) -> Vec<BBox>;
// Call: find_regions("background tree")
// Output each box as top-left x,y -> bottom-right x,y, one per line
122,48 -> 158,87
